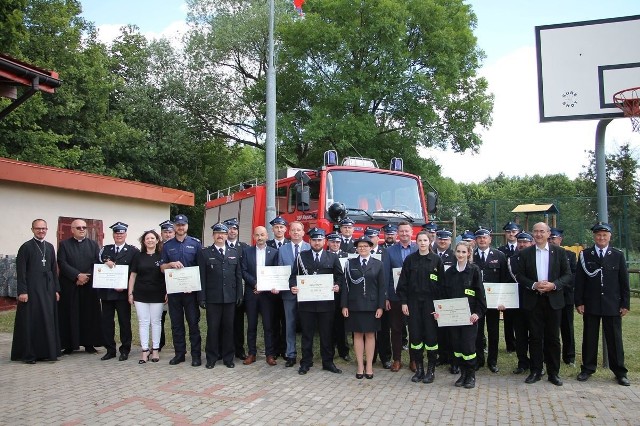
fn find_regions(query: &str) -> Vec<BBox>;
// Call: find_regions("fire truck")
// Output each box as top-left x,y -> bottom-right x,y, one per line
202,150 -> 437,246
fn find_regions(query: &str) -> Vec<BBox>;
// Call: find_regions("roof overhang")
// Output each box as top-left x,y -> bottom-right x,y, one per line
511,203 -> 559,214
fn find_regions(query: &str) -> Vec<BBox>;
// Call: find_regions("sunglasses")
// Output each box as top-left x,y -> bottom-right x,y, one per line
74,226 -> 87,230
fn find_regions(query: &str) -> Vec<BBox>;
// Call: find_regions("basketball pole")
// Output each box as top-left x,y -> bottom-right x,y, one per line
595,118 -> 612,369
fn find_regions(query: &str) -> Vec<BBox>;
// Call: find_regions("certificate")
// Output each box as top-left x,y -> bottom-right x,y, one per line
92,264 -> 128,289
164,266 -> 202,294
433,297 -> 472,327
484,282 -> 519,309
257,265 -> 292,291
296,274 -> 334,302
392,267 -> 402,290
370,253 -> 381,261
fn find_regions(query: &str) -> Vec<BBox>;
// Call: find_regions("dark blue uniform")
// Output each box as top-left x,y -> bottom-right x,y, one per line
161,236 -> 202,362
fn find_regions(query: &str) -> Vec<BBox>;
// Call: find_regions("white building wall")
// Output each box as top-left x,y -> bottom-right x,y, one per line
2,181 -> 171,255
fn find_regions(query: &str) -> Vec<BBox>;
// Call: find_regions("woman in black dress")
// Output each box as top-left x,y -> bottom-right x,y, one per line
341,237 -> 385,379
128,230 -> 166,364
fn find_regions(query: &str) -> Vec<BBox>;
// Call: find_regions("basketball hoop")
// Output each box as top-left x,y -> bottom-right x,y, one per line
613,87 -> 640,132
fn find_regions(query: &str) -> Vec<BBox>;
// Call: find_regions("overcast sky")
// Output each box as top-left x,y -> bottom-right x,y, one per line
80,0 -> 640,183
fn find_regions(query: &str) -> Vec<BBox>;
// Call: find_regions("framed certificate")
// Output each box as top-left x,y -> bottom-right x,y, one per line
164,266 -> 202,294
484,282 -> 519,309
392,267 -> 402,290
296,274 -> 334,302
433,297 -> 472,327
257,265 -> 292,291
92,264 -> 128,289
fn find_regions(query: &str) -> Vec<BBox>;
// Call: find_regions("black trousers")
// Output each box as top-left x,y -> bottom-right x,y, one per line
333,294 -> 349,358
527,297 -> 561,376
375,309 -> 391,363
407,299 -> 438,364
271,296 -> 287,356
503,309 -> 516,351
581,313 -> 627,378
512,308 -> 530,369
205,302 -> 235,364
159,309 -> 167,350
299,310 -> 334,368
234,304 -> 245,355
560,303 -> 576,363
450,323 -> 478,369
475,309 -> 499,367
100,299 -> 131,355
168,292 -> 201,358
245,291 -> 275,356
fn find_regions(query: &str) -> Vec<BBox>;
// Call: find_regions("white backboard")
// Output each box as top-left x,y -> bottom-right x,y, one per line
536,15 -> 640,122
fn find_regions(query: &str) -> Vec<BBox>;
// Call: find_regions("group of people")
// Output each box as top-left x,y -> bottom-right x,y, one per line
11,214 -> 630,388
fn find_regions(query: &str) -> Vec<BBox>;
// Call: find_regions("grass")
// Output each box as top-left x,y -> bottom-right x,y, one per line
1,298 -> 638,376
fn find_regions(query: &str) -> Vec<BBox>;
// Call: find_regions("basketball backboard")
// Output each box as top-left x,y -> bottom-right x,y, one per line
536,15 -> 640,122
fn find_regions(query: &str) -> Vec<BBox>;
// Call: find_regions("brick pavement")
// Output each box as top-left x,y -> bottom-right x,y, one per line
1,332 -> 638,425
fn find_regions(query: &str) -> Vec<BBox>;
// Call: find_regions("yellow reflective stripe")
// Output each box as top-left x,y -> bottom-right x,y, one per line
461,353 -> 477,361
410,343 -> 424,350
425,344 -> 438,351
430,273 -> 438,281
453,352 -> 463,358
464,289 -> 475,297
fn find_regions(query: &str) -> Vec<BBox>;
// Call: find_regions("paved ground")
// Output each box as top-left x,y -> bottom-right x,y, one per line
1,333 -> 638,425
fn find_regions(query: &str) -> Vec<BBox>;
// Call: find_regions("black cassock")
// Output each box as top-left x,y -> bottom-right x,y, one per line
57,237 -> 103,350
11,238 -> 61,362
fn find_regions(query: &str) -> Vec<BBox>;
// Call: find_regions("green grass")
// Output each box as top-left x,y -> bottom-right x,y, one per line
1,298 -> 638,376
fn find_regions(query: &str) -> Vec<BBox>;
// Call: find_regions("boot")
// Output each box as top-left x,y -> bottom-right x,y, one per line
454,369 -> 467,387
410,362 -> 424,383
464,367 -> 476,389
423,362 -> 436,384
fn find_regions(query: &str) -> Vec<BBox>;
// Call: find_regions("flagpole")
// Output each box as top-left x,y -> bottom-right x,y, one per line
265,0 -> 277,235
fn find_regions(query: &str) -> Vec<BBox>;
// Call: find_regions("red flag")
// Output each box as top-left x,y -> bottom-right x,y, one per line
293,0 -> 305,16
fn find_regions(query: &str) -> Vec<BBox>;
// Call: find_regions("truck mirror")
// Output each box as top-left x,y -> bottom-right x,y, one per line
427,192 -> 437,215
297,185 -> 310,211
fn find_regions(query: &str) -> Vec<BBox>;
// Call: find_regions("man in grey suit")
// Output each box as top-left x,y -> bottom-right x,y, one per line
277,221 -> 310,367
516,222 -> 572,386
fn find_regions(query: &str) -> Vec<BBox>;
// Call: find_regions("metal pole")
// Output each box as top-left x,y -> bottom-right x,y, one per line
265,0 -> 277,238
595,118 -> 612,369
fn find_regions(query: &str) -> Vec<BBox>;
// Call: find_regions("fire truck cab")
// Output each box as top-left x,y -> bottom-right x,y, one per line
202,151 -> 436,246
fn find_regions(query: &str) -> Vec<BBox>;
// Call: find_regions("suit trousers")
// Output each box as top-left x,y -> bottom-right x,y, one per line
560,303 -> 576,363
299,310 -> 334,368
407,299 -> 438,364
283,298 -> 298,358
333,295 -> 349,357
233,304 -> 245,355
245,291 -> 275,357
512,308 -> 530,369
527,296 -> 561,376
101,299 -> 131,355
485,309 -> 500,367
271,296 -> 286,357
205,302 -> 235,364
503,309 -> 516,351
581,313 -> 627,378
168,292 -> 201,358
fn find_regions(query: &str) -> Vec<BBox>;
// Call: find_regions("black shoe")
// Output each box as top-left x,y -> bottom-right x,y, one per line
206,362 -> 215,369
411,364 -> 424,383
577,371 -> 591,382
617,376 -> 630,386
463,369 -> 476,389
340,354 -> 351,362
62,348 -> 74,355
224,361 -> 235,368
548,375 -> 563,386
382,361 -> 392,369
488,364 -> 499,373
118,353 -> 129,361
423,363 -> 435,384
192,358 -> 202,367
24,359 -> 36,364
454,370 -> 467,387
355,372 -> 364,379
525,372 -> 542,384
322,363 -> 342,374
235,352 -> 247,361
513,367 -> 526,375
298,365 -> 309,375
169,355 -> 185,365
364,373 -> 373,379
101,352 -> 116,361
85,346 -> 97,354
285,357 -> 296,368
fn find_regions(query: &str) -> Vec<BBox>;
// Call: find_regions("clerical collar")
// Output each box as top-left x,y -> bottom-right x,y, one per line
75,238 -> 85,242
33,237 -> 45,243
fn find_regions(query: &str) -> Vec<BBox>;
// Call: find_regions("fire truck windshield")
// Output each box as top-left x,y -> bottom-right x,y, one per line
326,170 -> 425,223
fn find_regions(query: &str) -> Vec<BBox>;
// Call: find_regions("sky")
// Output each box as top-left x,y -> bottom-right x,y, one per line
79,0 -> 640,183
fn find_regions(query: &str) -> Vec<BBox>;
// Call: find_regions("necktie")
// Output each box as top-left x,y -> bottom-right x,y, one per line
362,258 -> 367,267
294,244 -> 299,259
315,253 -> 320,264
599,249 -> 604,259
439,252 -> 444,258
115,246 -> 120,255
229,243 -> 235,248
219,248 -> 224,256
278,241 -> 282,248
509,245 -> 515,255
480,251 -> 485,262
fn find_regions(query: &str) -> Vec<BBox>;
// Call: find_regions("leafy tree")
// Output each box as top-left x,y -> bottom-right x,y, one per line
0,0 -> 28,56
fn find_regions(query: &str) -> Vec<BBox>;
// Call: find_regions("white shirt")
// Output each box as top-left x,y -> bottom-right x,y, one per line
256,245 -> 266,267
535,243 -> 550,285
596,245 -> 609,258
214,244 -> 225,256
477,248 -> 490,260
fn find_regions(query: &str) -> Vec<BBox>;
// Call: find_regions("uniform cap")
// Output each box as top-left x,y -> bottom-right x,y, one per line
159,220 -> 174,231
422,222 -> 438,232
549,228 -> 564,238
339,218 -> 355,226
381,224 -> 398,235
516,232 -> 533,242
223,218 -> 239,229
110,222 -> 128,233
364,227 -> 380,237
474,227 -> 491,237
307,227 -> 326,239
211,223 -> 229,233
591,222 -> 612,233
354,236 -> 374,247
269,216 -> 288,226
502,221 -> 521,231
326,232 -> 342,242
173,214 -> 188,225
460,230 -> 475,241
436,229 -> 452,239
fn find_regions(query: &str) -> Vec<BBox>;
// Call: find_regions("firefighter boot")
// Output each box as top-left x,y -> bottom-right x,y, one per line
423,362 -> 436,384
464,367 -> 476,389
410,362 -> 424,383
454,368 -> 467,387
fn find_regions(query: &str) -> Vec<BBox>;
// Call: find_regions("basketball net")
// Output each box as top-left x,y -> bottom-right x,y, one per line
613,87 -> 640,133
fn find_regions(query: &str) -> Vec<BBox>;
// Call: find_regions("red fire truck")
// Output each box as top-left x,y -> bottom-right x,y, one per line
202,151 -> 437,246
